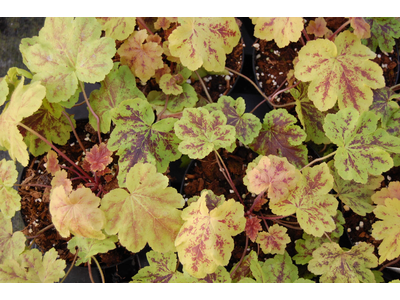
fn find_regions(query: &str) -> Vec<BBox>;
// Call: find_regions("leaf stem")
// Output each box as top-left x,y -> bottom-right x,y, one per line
62,110 -> 86,153
329,20 -> 351,41
60,248 -> 79,283
157,94 -> 169,121
92,256 -> 105,283
18,122 -> 91,181
302,29 -> 311,42
214,150 -> 243,204
230,235 -> 249,278
194,70 -> 213,104
390,83 -> 400,92
88,257 -> 95,283
379,256 -> 400,272
79,81 -> 102,144
25,224 -> 54,240
300,150 -> 337,170
136,17 -> 154,36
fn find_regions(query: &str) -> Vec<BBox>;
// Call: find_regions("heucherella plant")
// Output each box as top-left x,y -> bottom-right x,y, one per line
1,16 -> 400,283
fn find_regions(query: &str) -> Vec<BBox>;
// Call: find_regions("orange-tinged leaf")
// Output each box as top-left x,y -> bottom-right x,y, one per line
51,170 -> 72,195
0,159 -> 21,219
0,78 -> 45,166
294,30 -> 385,112
251,17 -> 304,48
245,216 -> 262,242
154,17 -> 177,30
118,29 -> 164,83
372,197 -> 400,263
371,181 -> 400,205
350,17 -> 371,39
243,155 -> 300,203
168,17 -> 240,72
101,163 -> 184,253
175,190 -> 246,278
45,150 -> 60,175
306,17 -> 329,38
85,143 -> 113,173
49,186 -> 106,239
257,224 -> 290,255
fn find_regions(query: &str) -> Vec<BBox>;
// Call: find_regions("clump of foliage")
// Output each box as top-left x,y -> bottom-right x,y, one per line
1,17 -> 400,283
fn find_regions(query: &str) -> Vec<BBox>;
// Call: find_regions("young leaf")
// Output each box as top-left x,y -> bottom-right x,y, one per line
0,212 -> 25,264
45,150 -> 60,175
20,17 -> 115,103
0,248 -> 66,283
0,159 -> 21,219
294,30 -> 385,112
117,29 -> 163,83
245,216 -> 262,242
372,197 -> 400,263
306,17 -> 329,38
49,186 -> 106,240
308,242 -> 378,283
363,18 -> 400,52
257,224 -> 291,255
88,63 -> 146,133
270,163 -> 338,237
0,78 -> 45,166
51,170 -> 72,195
249,109 -> 308,168
85,143 -> 113,173
154,17 -> 178,30
108,98 -> 181,186
251,17 -> 304,48
101,163 -> 184,253
96,17 -> 136,40
329,160 -> 383,216
131,251 -> 188,283
324,107 -> 400,184
168,17 -> 240,72
20,99 -> 75,157
67,235 -> 118,266
205,96 -> 262,146
371,181 -> 400,205
175,190 -> 246,278
174,107 -> 236,159
159,73 -> 184,95
349,17 -> 371,39
243,155 -> 300,203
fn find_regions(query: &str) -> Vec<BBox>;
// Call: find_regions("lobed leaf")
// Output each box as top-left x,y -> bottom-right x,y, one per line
270,163 -> 338,237
370,87 -> 400,126
49,186 -> 106,239
96,17 -> 136,40
168,17 -> 240,72
324,107 -> 400,184
118,29 -> 163,83
363,18 -> 400,52
308,242 -> 378,282
256,224 -> 291,255
0,78 -> 46,166
85,143 -> 113,173
249,109 -> 308,168
45,150 -> 60,175
306,17 -> 329,38
230,250 -> 258,282
244,216 -> 262,242
101,163 -> 184,253
294,30 -> 385,112
261,251 -> 299,282
251,17 -> 303,48
0,212 -> 25,264
175,190 -> 245,278
0,159 -> 21,219
174,107 -> 236,159
349,17 -> 371,39
20,17 -> 115,103
371,181 -> 400,205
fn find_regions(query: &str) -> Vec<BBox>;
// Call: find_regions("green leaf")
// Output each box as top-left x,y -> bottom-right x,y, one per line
67,235 -> 118,266
20,17 -> 115,103
117,29 -> 163,83
168,17 -> 240,72
324,107 -> 400,184
270,163 -> 338,237
0,78 -> 46,166
329,160 -> 383,215
308,242 -> 378,283
159,73 -> 184,95
205,96 -> 262,145
88,63 -> 146,133
261,251 -> 299,282
294,30 -> 385,112
108,98 -> 181,186
249,109 -> 308,169
363,18 -> 400,52
243,155 -> 300,203
174,107 -> 236,159
369,87 -> 400,126
193,266 -> 232,283
147,83 -> 198,113
96,17 -> 136,40
230,250 -> 258,282
20,99 -> 75,157
0,77 -> 9,106
175,190 -> 246,278
101,163 -> 184,253
0,159 -> 21,219
0,212 -> 25,264
372,197 -> 400,263
251,17 -> 304,48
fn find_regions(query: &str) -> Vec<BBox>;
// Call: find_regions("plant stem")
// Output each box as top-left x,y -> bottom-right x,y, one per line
379,256 -> 400,272
18,122 -> 91,181
79,81 -> 102,143
225,67 -> 269,99
92,256 -> 105,283
329,20 -> 351,41
136,17 -> 154,35
60,248 -> 79,283
194,70 -> 213,104
14,183 -> 51,188
157,94 -> 169,121
88,257 -> 95,283
214,150 -> 243,204
302,29 -> 311,42
301,150 -> 337,170
390,83 -> 400,92
230,235 -> 249,278
62,110 -> 86,153
26,224 -> 54,240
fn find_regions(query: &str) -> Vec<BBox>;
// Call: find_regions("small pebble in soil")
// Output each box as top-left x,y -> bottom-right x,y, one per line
359,221 -> 364,228
347,228 -> 351,233
387,175 -> 392,181
343,205 -> 350,211
356,226 -> 360,231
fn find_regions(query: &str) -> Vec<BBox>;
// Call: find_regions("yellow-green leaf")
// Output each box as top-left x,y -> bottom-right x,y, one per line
0,159 -> 21,219
96,17 -> 136,40
0,212 -> 25,264
256,224 -> 290,255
